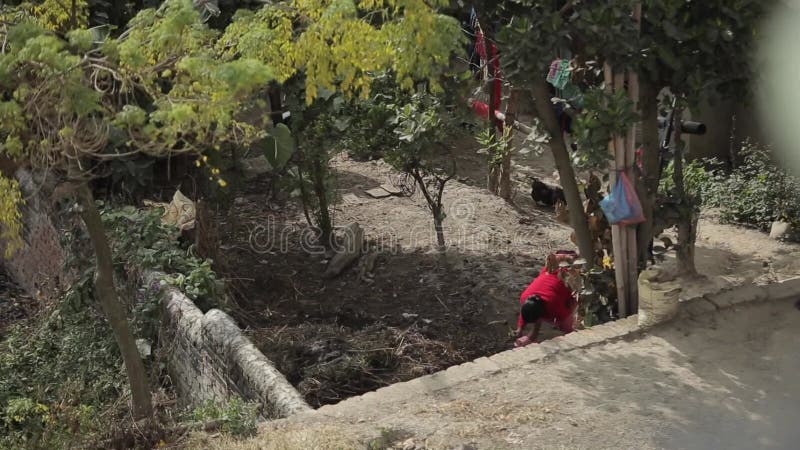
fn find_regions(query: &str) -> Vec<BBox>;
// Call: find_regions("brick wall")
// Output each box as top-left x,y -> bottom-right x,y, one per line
0,169 -> 68,301
147,272 -> 311,418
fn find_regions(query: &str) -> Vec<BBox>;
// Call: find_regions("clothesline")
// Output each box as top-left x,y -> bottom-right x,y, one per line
466,5 -> 504,131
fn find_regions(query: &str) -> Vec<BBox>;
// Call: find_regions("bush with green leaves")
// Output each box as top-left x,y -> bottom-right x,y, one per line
659,157 -> 717,205
384,90 -> 461,250
340,98 -> 397,161
0,202 -> 223,448
702,142 -> 800,232
572,88 -> 639,171
338,76 -> 402,162
192,398 -> 259,437
100,203 -> 223,311
476,125 -> 514,168
0,279 -> 124,449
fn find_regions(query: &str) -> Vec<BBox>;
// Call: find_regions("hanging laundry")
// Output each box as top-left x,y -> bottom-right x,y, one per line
466,8 -> 481,74
490,44 -> 502,113
468,7 -> 480,40
547,60 -> 561,84
546,59 -> 571,90
554,102 -> 573,134
465,6 -> 504,132
471,100 -> 490,119
561,83 -> 583,108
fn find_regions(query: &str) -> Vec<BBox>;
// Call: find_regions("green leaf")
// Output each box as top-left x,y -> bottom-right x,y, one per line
263,123 -> 295,170
317,86 -> 335,101
333,118 -> 350,132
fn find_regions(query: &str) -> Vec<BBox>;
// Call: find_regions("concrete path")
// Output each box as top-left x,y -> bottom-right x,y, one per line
199,296 -> 800,450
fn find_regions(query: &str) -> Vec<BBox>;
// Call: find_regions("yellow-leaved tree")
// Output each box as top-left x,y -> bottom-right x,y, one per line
215,0 -> 462,243
218,0 -> 461,100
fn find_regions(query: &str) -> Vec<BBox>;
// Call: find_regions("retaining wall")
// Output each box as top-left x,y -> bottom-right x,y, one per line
144,272 -> 311,418
0,169 -> 68,301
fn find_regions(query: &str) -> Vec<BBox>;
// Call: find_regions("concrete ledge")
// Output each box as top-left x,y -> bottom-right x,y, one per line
311,277 -> 800,417
314,315 -> 643,416
676,277 -> 800,323
764,277 -> 800,301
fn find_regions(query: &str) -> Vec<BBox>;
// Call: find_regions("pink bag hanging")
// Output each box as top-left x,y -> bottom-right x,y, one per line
618,172 -> 645,226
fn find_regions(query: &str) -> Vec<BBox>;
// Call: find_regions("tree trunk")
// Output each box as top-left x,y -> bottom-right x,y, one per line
671,109 -> 698,276
498,153 -> 512,200
268,85 -> 284,125
70,0 -> 77,29
487,165 -> 499,194
77,184 -> 153,419
410,169 -> 447,252
676,213 -> 698,276
311,157 -> 332,247
636,78 -> 661,269
485,24 -> 501,195
433,208 -> 446,252
499,89 -> 522,202
531,79 -> 594,268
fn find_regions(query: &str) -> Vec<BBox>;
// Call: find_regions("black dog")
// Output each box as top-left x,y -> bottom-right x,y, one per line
530,177 -> 566,207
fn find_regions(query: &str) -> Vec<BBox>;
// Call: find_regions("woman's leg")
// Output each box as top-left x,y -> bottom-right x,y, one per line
557,313 -> 576,333
558,300 -> 579,333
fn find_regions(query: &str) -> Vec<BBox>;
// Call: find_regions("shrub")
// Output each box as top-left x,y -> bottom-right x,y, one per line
192,398 -> 259,437
0,203 -> 224,448
702,141 -> 800,232
100,203 -> 223,312
659,157 -> 718,204
0,287 -> 123,449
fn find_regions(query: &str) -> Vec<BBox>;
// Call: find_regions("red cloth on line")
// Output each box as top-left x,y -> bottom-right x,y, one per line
517,268 -> 575,332
489,43 -> 501,112
471,100 -> 497,120
470,99 -> 504,132
476,29 -> 487,60
474,27 -> 503,131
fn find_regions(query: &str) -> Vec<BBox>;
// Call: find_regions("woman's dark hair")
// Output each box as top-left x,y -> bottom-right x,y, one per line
521,295 -> 546,324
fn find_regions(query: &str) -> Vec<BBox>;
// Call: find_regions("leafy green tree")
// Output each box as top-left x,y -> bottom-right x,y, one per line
0,0 -> 279,417
217,0 -> 462,244
280,85 -> 346,247
633,0 -> 769,275
497,1 -> 638,269
385,91 -> 459,251
496,0 -> 767,278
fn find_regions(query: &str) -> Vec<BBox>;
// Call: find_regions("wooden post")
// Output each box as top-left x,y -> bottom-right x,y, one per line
606,3 -> 642,317
625,71 -> 640,314
607,65 -> 628,318
627,3 -> 642,314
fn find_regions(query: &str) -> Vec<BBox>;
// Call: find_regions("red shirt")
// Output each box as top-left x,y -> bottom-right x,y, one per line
517,268 -> 574,330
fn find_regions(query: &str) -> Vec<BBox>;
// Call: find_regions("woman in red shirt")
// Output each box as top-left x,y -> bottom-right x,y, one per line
515,252 -> 580,347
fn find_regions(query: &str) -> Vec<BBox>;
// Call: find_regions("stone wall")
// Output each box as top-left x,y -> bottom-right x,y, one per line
0,169 -> 68,301
144,272 -> 311,419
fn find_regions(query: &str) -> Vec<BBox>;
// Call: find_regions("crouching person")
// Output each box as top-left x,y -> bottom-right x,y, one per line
514,252 -> 579,347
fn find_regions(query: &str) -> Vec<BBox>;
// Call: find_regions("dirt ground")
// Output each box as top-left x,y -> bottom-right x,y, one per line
216,136 -> 576,407
193,298 -> 800,450
215,133 -> 800,408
